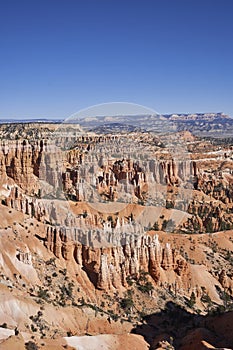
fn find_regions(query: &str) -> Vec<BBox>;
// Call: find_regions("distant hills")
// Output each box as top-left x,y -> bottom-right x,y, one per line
0,118 -> 62,124
0,112 -> 232,138
165,112 -> 233,138
76,112 -> 233,137
164,112 -> 229,121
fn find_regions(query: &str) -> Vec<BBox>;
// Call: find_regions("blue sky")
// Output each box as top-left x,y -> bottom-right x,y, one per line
0,0 -> 233,119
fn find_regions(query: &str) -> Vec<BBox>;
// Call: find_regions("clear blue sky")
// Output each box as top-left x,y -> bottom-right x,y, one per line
1,0 -> 233,119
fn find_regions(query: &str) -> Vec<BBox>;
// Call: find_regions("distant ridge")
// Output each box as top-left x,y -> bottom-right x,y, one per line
0,112 -> 231,125
164,112 -> 230,121
0,118 -> 63,124
0,112 -> 232,138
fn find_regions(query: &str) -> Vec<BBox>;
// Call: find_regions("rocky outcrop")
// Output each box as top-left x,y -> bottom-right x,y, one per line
0,139 -> 64,197
184,198 -> 233,233
45,227 -> 190,292
219,269 -> 233,295
16,250 -> 32,265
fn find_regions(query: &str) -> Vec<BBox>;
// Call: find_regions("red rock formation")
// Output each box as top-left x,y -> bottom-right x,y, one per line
45,227 -> 190,292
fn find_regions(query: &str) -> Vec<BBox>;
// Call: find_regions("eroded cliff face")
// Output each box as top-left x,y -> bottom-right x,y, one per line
45,226 -> 190,293
0,139 -> 64,196
0,136 -> 196,225
0,137 -> 192,295
0,127 -> 233,299
1,134 -> 233,238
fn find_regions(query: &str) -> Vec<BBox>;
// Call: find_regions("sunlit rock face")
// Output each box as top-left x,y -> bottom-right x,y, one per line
45,225 -> 190,292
